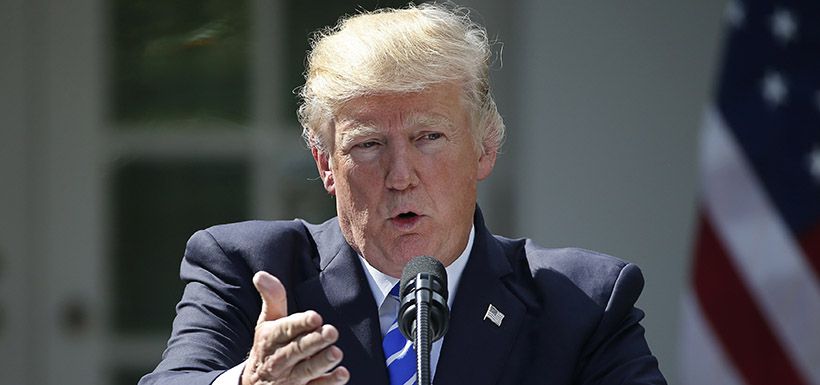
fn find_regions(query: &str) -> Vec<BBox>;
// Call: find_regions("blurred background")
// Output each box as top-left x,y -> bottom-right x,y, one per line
0,0 -> 728,384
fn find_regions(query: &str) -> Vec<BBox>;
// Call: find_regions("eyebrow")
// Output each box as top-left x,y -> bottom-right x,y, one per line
336,113 -> 455,150
337,123 -> 381,150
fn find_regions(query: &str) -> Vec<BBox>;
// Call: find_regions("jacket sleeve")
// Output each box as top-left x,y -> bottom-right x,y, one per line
576,263 -> 667,385
139,229 -> 259,385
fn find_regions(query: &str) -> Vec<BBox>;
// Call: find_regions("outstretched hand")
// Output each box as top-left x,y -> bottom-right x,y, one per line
241,271 -> 350,385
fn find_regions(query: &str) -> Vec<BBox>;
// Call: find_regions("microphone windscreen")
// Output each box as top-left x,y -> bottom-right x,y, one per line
400,255 -> 448,300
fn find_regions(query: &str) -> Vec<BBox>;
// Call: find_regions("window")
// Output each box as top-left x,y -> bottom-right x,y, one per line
106,1 -> 408,382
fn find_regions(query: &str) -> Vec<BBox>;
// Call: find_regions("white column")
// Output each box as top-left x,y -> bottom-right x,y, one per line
0,0 -> 33,383
35,0 -> 107,383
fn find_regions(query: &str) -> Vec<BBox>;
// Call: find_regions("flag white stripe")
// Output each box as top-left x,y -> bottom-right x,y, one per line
679,291 -> 744,385
701,107 -> 820,383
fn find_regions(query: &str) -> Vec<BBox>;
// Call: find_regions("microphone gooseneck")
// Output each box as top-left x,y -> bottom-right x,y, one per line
398,256 -> 450,385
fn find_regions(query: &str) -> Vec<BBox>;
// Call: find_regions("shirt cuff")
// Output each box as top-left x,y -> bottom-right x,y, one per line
212,360 -> 246,385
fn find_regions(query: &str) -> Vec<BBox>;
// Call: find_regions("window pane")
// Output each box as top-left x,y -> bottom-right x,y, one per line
279,156 -> 337,223
113,366 -> 152,385
110,0 -> 250,126
110,159 -> 249,333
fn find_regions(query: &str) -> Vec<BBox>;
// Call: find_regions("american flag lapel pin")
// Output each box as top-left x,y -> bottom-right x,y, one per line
484,304 -> 504,327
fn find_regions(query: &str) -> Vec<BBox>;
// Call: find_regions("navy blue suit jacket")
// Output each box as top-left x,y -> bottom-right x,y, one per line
140,209 -> 666,384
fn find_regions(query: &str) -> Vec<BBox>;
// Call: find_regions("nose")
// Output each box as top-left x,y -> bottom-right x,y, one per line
385,142 -> 419,191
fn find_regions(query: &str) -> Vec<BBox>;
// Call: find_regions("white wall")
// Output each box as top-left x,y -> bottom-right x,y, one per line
491,2 -> 726,383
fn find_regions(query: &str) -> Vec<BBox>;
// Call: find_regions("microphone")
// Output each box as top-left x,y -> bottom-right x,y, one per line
398,256 -> 450,385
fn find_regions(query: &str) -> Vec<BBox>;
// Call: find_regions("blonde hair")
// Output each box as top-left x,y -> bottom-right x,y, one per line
297,3 -> 504,155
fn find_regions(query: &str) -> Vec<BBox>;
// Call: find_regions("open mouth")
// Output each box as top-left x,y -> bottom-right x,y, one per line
391,211 -> 421,229
396,212 -> 418,219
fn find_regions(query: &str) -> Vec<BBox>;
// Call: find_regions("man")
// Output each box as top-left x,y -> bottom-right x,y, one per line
141,4 -> 666,385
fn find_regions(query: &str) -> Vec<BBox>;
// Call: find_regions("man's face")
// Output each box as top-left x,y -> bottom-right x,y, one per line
312,83 -> 496,277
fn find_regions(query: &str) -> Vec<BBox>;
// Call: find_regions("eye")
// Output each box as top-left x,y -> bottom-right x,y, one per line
421,132 -> 443,141
356,140 -> 380,149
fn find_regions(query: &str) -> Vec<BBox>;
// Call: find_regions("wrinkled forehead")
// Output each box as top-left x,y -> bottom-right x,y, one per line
336,86 -> 462,126
336,110 -> 455,131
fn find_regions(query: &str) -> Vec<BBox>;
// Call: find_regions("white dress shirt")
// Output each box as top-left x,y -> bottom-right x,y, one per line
213,226 -> 474,384
358,225 -> 473,380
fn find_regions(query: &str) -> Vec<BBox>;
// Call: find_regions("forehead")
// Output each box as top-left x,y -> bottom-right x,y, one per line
334,84 -> 468,133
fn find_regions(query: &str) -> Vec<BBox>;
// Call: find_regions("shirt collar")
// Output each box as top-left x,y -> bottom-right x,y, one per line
358,225 -> 475,309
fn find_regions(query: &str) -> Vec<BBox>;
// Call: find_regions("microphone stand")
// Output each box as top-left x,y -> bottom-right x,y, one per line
414,287 -> 432,385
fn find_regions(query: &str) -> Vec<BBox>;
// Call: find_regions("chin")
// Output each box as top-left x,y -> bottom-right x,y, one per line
391,236 -> 433,258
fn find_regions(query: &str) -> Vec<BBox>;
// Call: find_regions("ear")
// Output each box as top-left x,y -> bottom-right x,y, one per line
477,146 -> 497,181
311,147 -> 336,195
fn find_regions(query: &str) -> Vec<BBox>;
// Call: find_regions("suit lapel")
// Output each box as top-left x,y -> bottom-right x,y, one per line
293,208 -> 528,385
294,219 -> 388,384
434,210 -> 529,385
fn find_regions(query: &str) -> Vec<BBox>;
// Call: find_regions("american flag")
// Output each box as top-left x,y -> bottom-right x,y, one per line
680,1 -> 820,384
484,304 -> 504,327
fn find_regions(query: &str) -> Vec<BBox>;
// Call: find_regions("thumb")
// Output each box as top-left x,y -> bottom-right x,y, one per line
253,271 -> 288,325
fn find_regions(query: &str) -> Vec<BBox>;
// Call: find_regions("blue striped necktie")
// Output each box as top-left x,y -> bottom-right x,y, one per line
383,283 -> 417,385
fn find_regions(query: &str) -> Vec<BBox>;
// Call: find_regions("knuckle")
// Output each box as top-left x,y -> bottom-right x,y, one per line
279,344 -> 298,363
256,322 -> 280,347
295,358 -> 319,379
294,334 -> 308,355
266,351 -> 287,369
267,318 -> 297,345
248,343 -> 291,382
263,355 -> 283,377
284,322 -> 297,339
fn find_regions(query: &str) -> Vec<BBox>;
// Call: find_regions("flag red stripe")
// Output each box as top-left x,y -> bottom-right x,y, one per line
798,222 -> 820,279
693,213 -> 808,385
